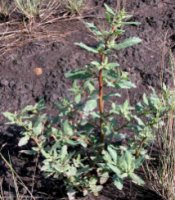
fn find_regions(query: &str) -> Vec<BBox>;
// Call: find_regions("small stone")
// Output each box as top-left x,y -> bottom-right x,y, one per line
33,67 -> 43,76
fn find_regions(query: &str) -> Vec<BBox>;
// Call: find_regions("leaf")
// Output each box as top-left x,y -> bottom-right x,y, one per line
75,94 -> 81,104
20,150 -> 36,155
116,80 -> 136,89
105,12 -> 112,23
107,163 -> 121,177
65,69 -> 92,80
104,4 -> 115,15
103,92 -> 121,101
124,151 -> 133,171
67,189 -> 76,200
107,146 -> 117,164
85,22 -> 102,36
114,37 -> 142,50
92,185 -> 103,196
133,115 -> 145,126
33,121 -> 43,136
21,105 -> 36,113
85,22 -> 97,30
84,99 -> 97,112
129,173 -> 145,185
105,62 -> 120,69
113,177 -> 123,190
100,172 -> 109,184
143,93 -> 149,105
103,150 -> 113,163
63,120 -> 73,136
3,112 -> 16,122
33,114 -> 46,136
77,138 -> 88,148
60,145 -> 68,161
75,42 -> 98,54
18,135 -> 30,146
36,99 -> 45,110
123,22 -> 141,26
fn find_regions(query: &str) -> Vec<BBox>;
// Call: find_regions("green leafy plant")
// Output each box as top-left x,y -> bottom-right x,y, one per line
3,5 -> 172,199
15,0 -> 42,22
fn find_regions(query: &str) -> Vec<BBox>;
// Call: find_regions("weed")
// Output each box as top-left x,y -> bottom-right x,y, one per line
144,51 -> 175,200
15,0 -> 42,22
61,0 -> 85,15
3,5 -> 173,199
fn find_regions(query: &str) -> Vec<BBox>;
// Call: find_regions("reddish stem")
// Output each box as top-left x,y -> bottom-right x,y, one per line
98,55 -> 105,143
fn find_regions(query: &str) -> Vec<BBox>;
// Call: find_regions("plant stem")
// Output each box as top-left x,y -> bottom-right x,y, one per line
99,54 -> 105,143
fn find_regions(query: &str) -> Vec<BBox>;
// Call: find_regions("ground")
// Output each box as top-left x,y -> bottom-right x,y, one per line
0,0 -> 175,199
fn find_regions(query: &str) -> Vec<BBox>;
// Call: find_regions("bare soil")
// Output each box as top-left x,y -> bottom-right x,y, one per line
0,0 -> 175,199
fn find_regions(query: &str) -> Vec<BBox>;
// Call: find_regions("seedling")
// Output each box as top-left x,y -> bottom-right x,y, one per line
3,5 -> 172,199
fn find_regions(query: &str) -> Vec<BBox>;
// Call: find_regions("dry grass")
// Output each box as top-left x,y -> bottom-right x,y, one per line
0,0 -> 10,17
15,0 -> 42,22
0,0 -> 93,56
0,152 -> 36,200
144,51 -> 175,200
61,0 -> 85,15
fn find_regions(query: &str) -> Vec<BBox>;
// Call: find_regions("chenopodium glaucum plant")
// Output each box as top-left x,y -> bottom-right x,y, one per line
3,4 -> 172,199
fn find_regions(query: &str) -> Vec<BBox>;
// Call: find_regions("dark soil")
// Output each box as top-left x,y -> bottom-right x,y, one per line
0,0 -> 175,199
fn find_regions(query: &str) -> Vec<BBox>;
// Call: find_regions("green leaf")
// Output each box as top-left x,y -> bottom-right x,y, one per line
18,135 -> 30,146
91,61 -> 101,70
92,185 -> 103,196
114,37 -> 142,50
104,4 -> 115,16
84,99 -> 97,112
129,173 -> 145,185
36,99 -> 45,110
84,80 -> 95,93
123,22 -> 141,26
60,145 -> 68,161
116,80 -> 136,89
107,146 -> 117,164
21,105 -> 37,113
105,12 -> 112,23
107,163 -> 121,177
63,120 -> 73,136
75,93 -> 81,104
75,42 -> 98,53
3,112 -> 16,122
103,92 -> 121,101
33,115 -> 46,135
99,172 -> 109,184
65,69 -> 92,80
85,22 -> 102,36
105,62 -> 120,69
133,115 -> 145,126
143,93 -> 149,105
20,150 -> 36,155
124,151 -> 133,170
33,122 -> 43,136
103,150 -> 113,163
113,177 -> 123,190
